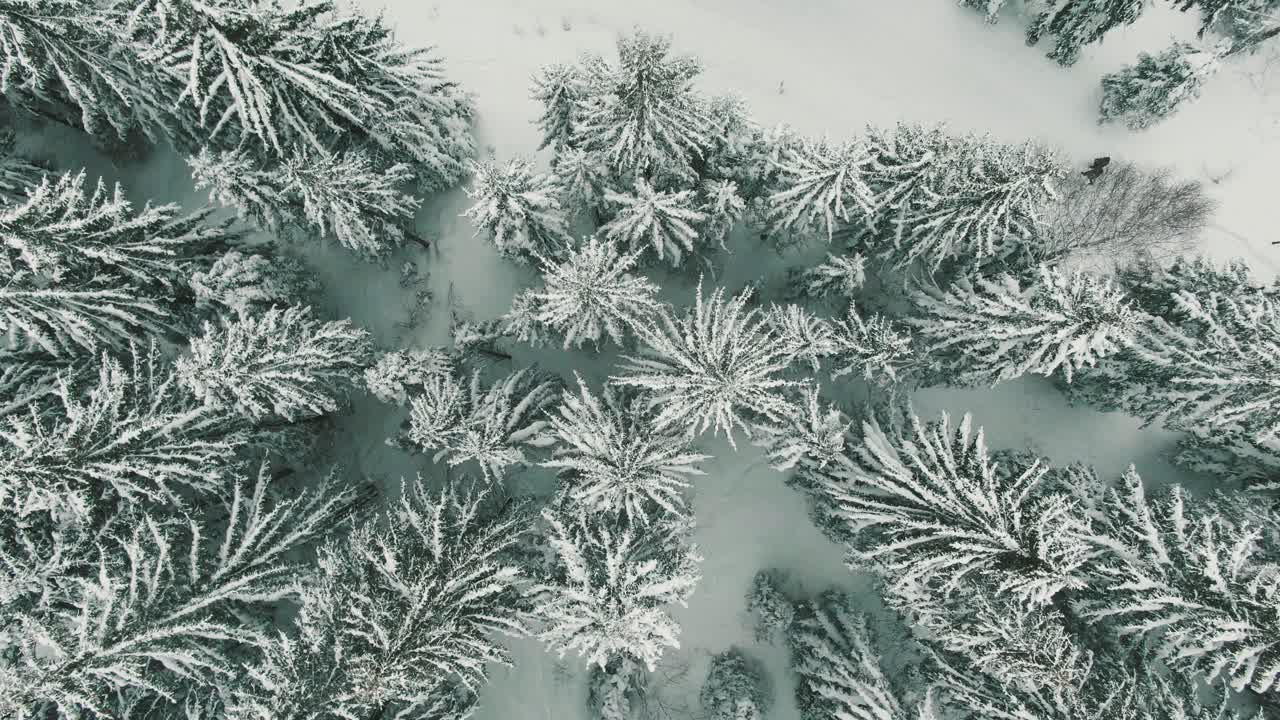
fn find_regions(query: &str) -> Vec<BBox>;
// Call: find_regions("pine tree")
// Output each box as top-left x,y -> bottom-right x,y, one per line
553,146 -> 610,221
541,376 -> 709,524
464,156 -> 570,263
1,344 -> 241,516
1100,43 -> 1220,130
177,306 -> 371,424
129,0 -> 475,182
405,368 -> 559,483
601,179 -> 707,267
767,136 -> 874,243
700,649 -> 771,720
574,30 -> 712,181
828,303 -> 917,385
0,126 -> 45,200
513,236 -> 661,349
789,590 -> 938,720
866,130 -> 1064,271
1080,469 -> 1280,693
228,483 -> 527,720
0,284 -> 172,358
786,252 -> 867,302
960,0 -> 1009,23
1,464 -> 353,718
747,569 -> 798,643
767,303 -> 841,374
531,62 -> 587,151
533,505 -> 701,672
1027,0 -> 1150,67
363,346 -> 454,407
698,178 -> 746,248
189,146 -> 423,259
190,249 -> 319,318
614,283 -> 796,447
1174,428 -> 1280,492
1180,0 -> 1280,51
909,267 -> 1137,386
801,409 -> 1089,605
752,385 -> 852,474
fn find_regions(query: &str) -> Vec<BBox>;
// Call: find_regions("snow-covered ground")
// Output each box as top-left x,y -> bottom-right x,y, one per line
58,1 -> 1278,717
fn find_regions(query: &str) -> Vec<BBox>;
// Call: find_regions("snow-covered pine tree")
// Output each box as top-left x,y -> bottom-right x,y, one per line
785,252 -> 867,302
405,368 -> 559,483
533,504 -> 701,672
228,483 -> 528,720
541,375 -> 709,524
1174,427 -> 1280,492
0,343 -> 240,519
129,0 -> 475,185
767,304 -> 841,374
960,0 -> 1009,23
909,266 -> 1137,386
789,590 -> 938,720
614,282 -> 796,448
1100,43 -> 1221,130
0,464 -> 353,719
190,249 -> 319,318
601,179 -> 707,267
1180,0 -> 1280,52
767,136 -> 874,243
0,126 -> 44,200
189,146 -> 423,259
801,408 -> 1089,605
828,303 -> 917,385
464,156 -> 570,263
747,569 -> 799,643
0,0 -> 163,143
573,30 -> 712,181
698,179 -> 747,248
868,131 -> 1064,271
511,236 -> 660,349
752,384 -> 853,474
176,305 -> 372,424
700,649 -> 771,720
0,283 -> 171,358
364,346 -> 454,407
1,169 -> 233,298
1027,0 -> 1150,67
553,146 -> 611,222
531,62 -> 587,152
1127,283 -> 1280,439
1080,469 -> 1280,694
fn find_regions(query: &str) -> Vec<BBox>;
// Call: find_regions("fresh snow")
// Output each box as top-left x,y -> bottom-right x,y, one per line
40,0 -> 1277,716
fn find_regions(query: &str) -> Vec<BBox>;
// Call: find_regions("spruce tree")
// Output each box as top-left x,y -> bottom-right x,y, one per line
1100,43 -> 1220,130
1027,0 -> 1150,67
190,249 -> 319,318
960,0 -> 1010,23
533,504 -> 701,672
176,305 -> 372,424
601,179 -> 707,267
541,376 -> 709,524
464,156 -> 570,263
614,283 -> 796,447
700,649 -> 771,720
228,483 -> 528,720
909,266 -> 1138,386
531,62 -> 587,152
767,136 -> 874,243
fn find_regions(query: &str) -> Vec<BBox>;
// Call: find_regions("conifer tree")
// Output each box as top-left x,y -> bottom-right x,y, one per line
909,267 -> 1137,386
698,178 -> 747,248
464,156 -> 570,263
0,344 -> 240,518
752,385 -> 852,474
541,376 -> 709,524
553,146 -> 610,221
574,30 -> 712,181
0,465 -> 353,719
1080,470 -> 1280,694
786,252 -> 867,302
189,146 -> 423,259
767,137 -> 874,243
700,649 -> 771,720
614,283 -> 796,447
405,368 -> 559,483
1027,0 -> 1150,67
960,0 -> 1010,23
601,179 -> 707,267
228,483 -> 528,720
1100,43 -> 1220,130
1180,0 -> 1280,52
190,249 -> 319,318
510,236 -> 660,349
828,304 -> 917,385
177,305 -> 372,424
533,504 -> 701,672
364,346 -> 454,407
531,62 -> 587,152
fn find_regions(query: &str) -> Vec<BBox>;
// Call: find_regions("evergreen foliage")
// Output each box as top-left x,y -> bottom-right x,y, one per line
615,283 -> 796,447
601,179 -> 707,267
464,155 -> 570,263
767,136 -> 874,243
541,376 -> 709,523
910,266 -> 1137,386
1100,44 -> 1220,130
177,305 -> 372,424
533,504 -> 701,672
191,249 -> 319,318
700,649 -> 771,720
1027,0 -> 1150,67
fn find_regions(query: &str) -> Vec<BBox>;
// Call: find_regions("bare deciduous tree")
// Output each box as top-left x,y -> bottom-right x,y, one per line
1036,162 -> 1215,268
